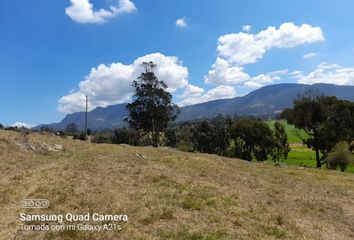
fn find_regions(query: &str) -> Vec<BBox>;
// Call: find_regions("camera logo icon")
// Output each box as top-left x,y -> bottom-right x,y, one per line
20,199 -> 50,208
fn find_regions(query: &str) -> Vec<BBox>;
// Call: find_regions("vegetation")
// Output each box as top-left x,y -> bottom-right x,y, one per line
1,129 -> 354,239
65,123 -> 79,135
126,61 -> 180,147
271,121 -> 290,162
230,119 -> 275,161
282,90 -> 354,168
266,120 -> 308,144
328,142 -> 353,172
72,131 -> 88,141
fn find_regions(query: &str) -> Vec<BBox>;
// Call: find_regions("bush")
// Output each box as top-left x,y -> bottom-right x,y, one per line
91,133 -> 112,144
87,129 -> 92,136
58,131 -> 67,138
328,142 -> 353,172
350,141 -> 354,153
73,132 -> 87,141
5,126 -> 17,131
0,123 -> 3,129
65,123 -> 79,135
111,128 -> 131,144
165,128 -> 177,147
111,128 -> 142,145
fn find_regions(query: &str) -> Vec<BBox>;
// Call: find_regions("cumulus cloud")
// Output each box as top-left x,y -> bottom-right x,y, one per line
296,62 -> 354,85
302,52 -> 318,59
204,57 -> 287,89
12,122 -> 34,129
65,0 -> 136,24
243,69 -> 288,89
58,53 -> 189,113
242,25 -> 252,33
217,22 -> 324,65
179,85 -> 236,106
179,84 -> 204,98
176,17 -> 187,28
205,22 -> 324,90
204,58 -> 250,85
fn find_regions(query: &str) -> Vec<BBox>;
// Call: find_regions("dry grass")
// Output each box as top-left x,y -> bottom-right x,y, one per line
0,130 -> 354,239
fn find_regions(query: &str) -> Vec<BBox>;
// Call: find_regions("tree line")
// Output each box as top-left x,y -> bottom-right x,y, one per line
91,116 -> 290,162
13,61 -> 353,171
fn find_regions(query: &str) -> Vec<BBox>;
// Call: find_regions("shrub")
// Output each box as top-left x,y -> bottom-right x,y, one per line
73,132 -> 87,141
91,133 -> 112,144
87,129 -> 92,136
350,141 -> 354,153
111,128 -> 131,144
165,128 -> 177,147
65,123 -> 79,135
328,142 -> 352,172
0,123 -> 3,129
111,128 -> 142,145
58,131 -> 67,138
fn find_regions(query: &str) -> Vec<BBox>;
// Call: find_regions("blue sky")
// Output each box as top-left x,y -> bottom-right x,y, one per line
1,0 -> 354,127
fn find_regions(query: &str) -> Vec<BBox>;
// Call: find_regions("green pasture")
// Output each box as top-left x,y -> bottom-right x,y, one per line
266,120 -> 354,173
279,145 -> 354,173
266,120 -> 308,144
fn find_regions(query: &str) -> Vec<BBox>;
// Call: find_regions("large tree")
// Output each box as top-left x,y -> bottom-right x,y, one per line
126,61 -> 180,147
281,91 -> 354,168
230,118 -> 275,161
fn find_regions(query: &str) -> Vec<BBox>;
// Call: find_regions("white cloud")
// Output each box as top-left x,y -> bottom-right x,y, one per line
180,84 -> 204,98
179,85 -> 236,106
296,62 -> 354,85
289,70 -> 304,79
59,53 -> 189,113
217,22 -> 324,65
12,122 -> 34,129
204,57 -> 250,85
65,0 -> 136,24
204,56 -> 287,89
242,25 -> 252,33
245,74 -> 276,89
303,52 -> 318,59
176,17 -> 187,28
204,22 -> 324,92
243,69 -> 288,89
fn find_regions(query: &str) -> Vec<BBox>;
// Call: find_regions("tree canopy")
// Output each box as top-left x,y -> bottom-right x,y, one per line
126,61 -> 180,147
281,91 -> 354,167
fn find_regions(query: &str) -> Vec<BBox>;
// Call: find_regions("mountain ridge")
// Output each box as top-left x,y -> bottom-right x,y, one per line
34,83 -> 354,131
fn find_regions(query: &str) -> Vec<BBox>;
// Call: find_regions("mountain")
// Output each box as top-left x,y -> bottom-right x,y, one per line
178,83 -> 354,121
34,83 -> 354,131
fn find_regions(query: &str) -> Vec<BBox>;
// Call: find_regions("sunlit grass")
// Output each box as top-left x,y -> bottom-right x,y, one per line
1,129 -> 354,240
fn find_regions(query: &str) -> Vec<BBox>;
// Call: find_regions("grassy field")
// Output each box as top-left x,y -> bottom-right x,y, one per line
275,144 -> 354,173
266,120 -> 308,144
1,130 -> 354,240
266,120 -> 354,173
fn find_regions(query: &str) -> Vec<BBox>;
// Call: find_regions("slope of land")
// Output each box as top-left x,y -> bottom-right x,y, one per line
34,83 -> 354,131
1,130 -> 354,240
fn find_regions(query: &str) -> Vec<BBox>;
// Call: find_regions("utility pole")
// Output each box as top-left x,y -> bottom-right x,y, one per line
85,95 -> 88,137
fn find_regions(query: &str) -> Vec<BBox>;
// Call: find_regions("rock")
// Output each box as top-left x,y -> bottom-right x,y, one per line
15,142 -> 28,151
29,145 -> 36,151
54,144 -> 64,151
274,162 -> 288,168
41,143 -> 55,152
